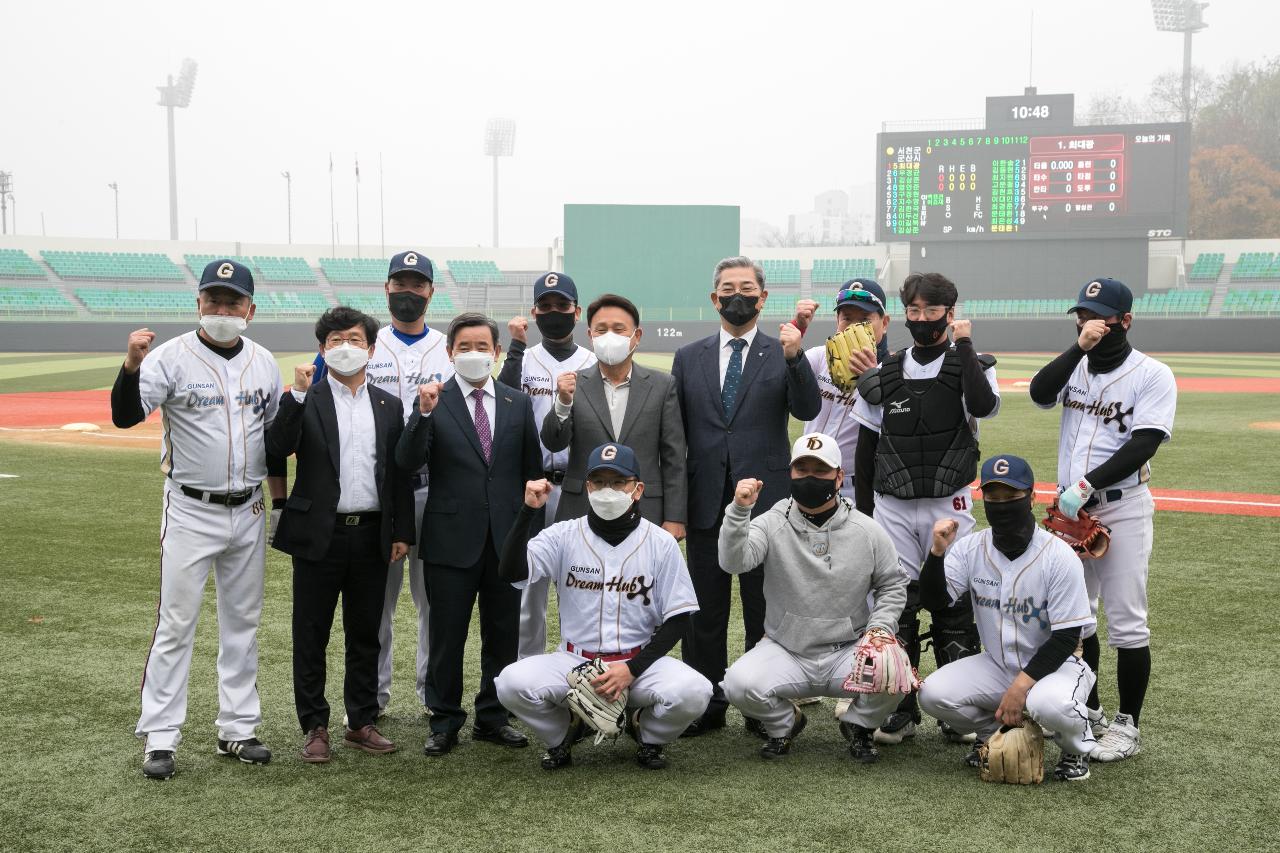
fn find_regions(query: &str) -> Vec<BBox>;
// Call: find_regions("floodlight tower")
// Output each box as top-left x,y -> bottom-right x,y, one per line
0,171 -> 12,235
1151,0 -> 1208,122
157,59 -> 198,239
108,182 -> 120,238
484,118 -> 516,248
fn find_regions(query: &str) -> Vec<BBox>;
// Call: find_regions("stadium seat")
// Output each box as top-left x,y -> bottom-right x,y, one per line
0,249 -> 47,279
1222,288 -> 1280,316
252,290 -> 331,317
1187,252 -> 1224,282
810,258 -> 877,285
1231,252 -> 1277,281
760,259 -> 801,285
0,286 -> 76,315
44,251 -> 184,281
320,257 -> 387,283
445,260 -> 503,285
253,256 -> 315,283
184,254 -> 254,275
75,288 -> 192,315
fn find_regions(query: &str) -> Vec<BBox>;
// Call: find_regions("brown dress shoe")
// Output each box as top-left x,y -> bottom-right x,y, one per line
301,727 -> 331,764
345,724 -> 397,754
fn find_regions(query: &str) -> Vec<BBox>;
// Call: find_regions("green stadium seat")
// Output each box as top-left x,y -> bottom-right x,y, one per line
75,287 -> 191,315
44,251 -> 184,282
253,256 -> 315,283
320,257 -> 387,283
0,249 -> 47,279
0,285 -> 76,315
1187,252 -> 1224,282
810,258 -> 877,284
445,260 -> 502,285
760,259 -> 801,285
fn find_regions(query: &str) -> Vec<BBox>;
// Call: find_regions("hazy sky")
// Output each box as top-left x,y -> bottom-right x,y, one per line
2,0 -> 1275,249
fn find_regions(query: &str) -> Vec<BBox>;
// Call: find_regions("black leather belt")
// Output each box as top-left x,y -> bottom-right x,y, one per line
337,512 -> 381,527
544,469 -> 565,485
180,484 -> 259,506
1083,488 -> 1124,509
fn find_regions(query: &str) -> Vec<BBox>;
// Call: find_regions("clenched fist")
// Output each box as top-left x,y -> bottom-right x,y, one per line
293,363 -> 316,393
930,518 -> 959,556
524,478 -> 552,509
556,371 -> 577,405
734,478 -> 764,507
949,318 -> 972,341
417,380 -> 443,413
1077,318 -> 1108,351
779,322 -> 803,360
508,316 -> 528,344
791,298 -> 819,333
124,328 -> 156,373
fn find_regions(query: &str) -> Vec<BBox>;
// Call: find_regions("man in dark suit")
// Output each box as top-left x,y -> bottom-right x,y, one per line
540,294 -> 687,532
396,312 -> 544,756
671,256 -> 822,736
269,307 -> 415,764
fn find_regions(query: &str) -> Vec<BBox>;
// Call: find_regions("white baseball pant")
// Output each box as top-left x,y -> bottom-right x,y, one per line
517,484 -> 561,659
377,483 -> 429,709
874,490 -> 976,580
1081,488 -> 1154,649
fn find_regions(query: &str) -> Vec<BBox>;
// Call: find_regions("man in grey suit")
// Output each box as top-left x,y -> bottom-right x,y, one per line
671,256 -> 822,736
540,294 -> 687,535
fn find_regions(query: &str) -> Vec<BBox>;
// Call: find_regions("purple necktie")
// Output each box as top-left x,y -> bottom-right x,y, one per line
471,388 -> 492,464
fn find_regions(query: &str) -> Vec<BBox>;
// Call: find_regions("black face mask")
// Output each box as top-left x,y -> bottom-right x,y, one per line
790,475 -> 837,509
985,494 -> 1036,559
718,294 -> 760,327
388,291 -> 428,323
905,316 -> 949,347
1082,322 -> 1131,373
587,501 -> 642,546
534,310 -> 576,341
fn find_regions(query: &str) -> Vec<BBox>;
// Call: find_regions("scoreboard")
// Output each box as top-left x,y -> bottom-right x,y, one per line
876,122 -> 1190,242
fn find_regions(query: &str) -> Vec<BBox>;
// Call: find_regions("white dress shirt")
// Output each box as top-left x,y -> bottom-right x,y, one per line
458,376 -> 497,433
556,366 -> 631,439
292,374 -> 380,513
718,326 -> 759,390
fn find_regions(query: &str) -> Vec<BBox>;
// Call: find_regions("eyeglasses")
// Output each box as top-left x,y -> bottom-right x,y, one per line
325,335 -> 368,348
904,305 -> 948,320
587,477 -> 636,491
835,288 -> 884,310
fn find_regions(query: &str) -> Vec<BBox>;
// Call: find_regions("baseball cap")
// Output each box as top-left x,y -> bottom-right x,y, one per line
1069,277 -> 1132,316
586,443 -> 640,479
835,278 -> 887,315
199,260 -> 254,297
790,432 -> 842,469
533,272 -> 578,305
388,250 -> 434,282
979,454 -> 1035,491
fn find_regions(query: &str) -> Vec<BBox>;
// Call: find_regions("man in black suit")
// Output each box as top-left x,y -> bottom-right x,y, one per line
396,313 -> 544,756
671,256 -> 822,736
269,307 -> 415,764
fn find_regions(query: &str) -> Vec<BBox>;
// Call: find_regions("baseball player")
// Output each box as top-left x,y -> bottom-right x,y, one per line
109,259 -> 285,780
792,278 -> 892,498
919,454 -> 1098,782
496,272 -> 597,659
719,432 -> 908,762
1028,277 -> 1176,762
494,443 -> 711,770
851,271 -> 1000,746
313,251 -> 454,718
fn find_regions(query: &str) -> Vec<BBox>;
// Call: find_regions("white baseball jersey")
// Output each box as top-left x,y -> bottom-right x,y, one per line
136,331 -> 282,492
1034,349 -> 1176,490
520,516 -> 699,653
365,325 -> 455,423
851,345 -> 1001,437
802,344 -> 862,478
942,528 -> 1095,673
516,343 -> 596,470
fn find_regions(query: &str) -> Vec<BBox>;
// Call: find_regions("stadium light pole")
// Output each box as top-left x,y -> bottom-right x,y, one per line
1151,0 -> 1208,122
281,171 -> 292,244
156,59 -> 198,240
0,171 -> 11,235
108,182 -> 120,238
484,118 -> 516,248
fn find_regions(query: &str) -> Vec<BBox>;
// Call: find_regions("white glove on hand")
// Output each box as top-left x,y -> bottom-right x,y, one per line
1058,478 -> 1094,518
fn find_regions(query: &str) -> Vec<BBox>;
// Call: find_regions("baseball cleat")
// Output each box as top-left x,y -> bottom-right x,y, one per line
845,725 -> 880,764
142,749 -> 176,780
760,710 -> 807,759
1089,713 -> 1140,762
872,711 -> 917,745
1087,706 -> 1110,739
541,719 -> 584,770
217,737 -> 272,764
1053,752 -> 1091,781
939,720 -> 976,744
744,716 -> 769,740
963,741 -> 984,768
634,743 -> 667,770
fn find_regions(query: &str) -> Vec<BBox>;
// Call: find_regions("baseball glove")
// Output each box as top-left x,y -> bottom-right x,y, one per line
979,720 -> 1044,784
565,658 -> 628,745
842,628 -> 921,695
825,321 -> 877,393
1043,502 -> 1112,558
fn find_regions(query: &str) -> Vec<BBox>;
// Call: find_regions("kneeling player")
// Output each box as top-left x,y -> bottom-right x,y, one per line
918,455 -> 1097,782
495,444 -> 711,770
719,433 -> 908,762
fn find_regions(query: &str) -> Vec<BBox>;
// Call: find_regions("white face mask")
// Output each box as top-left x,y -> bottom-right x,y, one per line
325,343 -> 370,376
587,484 -> 636,521
592,331 -> 635,366
453,351 -> 494,383
199,312 -> 248,343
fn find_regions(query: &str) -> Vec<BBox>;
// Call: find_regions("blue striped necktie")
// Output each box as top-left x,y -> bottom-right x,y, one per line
722,338 -> 748,418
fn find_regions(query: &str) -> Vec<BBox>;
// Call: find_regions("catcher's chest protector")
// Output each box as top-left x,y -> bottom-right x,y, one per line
874,350 -> 979,499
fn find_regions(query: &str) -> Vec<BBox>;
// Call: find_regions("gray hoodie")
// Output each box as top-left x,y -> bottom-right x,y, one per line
718,497 -> 907,656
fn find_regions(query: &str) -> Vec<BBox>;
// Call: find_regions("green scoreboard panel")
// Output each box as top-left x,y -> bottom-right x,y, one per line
563,204 -> 740,312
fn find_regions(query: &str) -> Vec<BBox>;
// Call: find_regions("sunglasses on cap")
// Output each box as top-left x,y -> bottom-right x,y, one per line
835,288 -> 885,311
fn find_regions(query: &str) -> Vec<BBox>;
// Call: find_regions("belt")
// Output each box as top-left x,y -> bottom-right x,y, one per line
336,511 -> 381,527
1083,488 -> 1125,509
180,484 -> 260,506
565,642 -> 642,662
544,469 -> 566,485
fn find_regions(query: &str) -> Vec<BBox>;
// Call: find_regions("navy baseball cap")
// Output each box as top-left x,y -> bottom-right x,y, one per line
533,272 -> 578,305
980,454 -> 1035,491
1069,277 -> 1132,316
388,250 -> 434,282
586,443 -> 640,479
199,259 -> 254,297
835,278 -> 887,315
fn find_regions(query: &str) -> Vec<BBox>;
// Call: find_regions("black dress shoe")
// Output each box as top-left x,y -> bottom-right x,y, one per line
680,711 -> 726,738
744,717 -> 769,740
472,724 -> 528,748
423,731 -> 459,756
